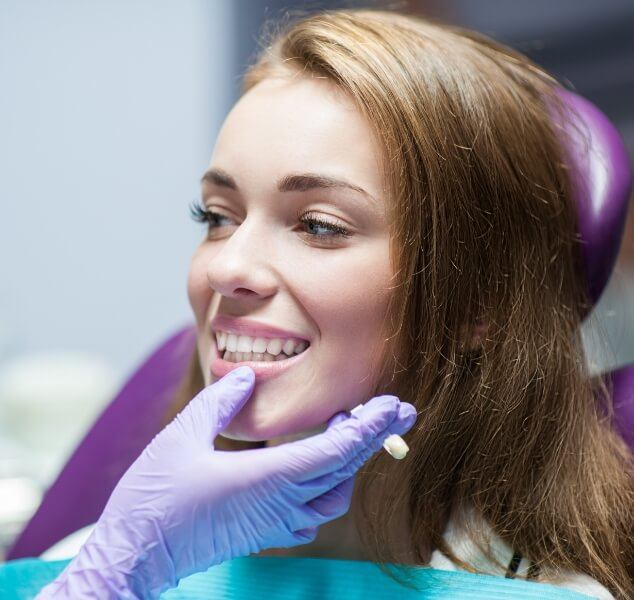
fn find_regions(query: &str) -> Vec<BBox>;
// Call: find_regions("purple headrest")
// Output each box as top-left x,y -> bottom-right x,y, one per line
556,91 -> 633,453
555,89 -> 632,314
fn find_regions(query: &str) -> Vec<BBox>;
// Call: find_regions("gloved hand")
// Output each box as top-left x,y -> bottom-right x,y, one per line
36,365 -> 417,600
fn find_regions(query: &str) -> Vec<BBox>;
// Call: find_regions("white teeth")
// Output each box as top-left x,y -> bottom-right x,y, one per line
266,338 -> 283,356
215,330 -> 310,358
237,335 -> 252,352
222,350 -> 279,363
226,334 -> 238,352
252,337 -> 268,353
217,331 -> 227,351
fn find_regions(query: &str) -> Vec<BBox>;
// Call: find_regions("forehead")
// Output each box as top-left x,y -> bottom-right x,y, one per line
209,76 -> 386,198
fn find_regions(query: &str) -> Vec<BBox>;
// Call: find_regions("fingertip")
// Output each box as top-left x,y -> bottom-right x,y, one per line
394,404 -> 417,433
327,412 -> 348,428
403,413 -> 417,430
296,525 -> 319,542
228,365 -> 255,385
400,403 -> 417,423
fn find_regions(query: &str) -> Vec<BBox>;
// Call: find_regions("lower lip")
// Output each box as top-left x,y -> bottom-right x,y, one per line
210,341 -> 311,382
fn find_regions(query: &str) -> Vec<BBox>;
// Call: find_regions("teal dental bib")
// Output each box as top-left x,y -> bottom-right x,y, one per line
0,555 -> 597,599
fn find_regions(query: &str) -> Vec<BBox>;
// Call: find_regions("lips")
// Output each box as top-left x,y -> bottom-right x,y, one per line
209,315 -> 312,382
209,333 -> 310,382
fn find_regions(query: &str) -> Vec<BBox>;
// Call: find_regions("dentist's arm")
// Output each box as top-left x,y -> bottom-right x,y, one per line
36,366 -> 417,599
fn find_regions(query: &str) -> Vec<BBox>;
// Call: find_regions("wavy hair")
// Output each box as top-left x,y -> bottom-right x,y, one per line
165,7 -> 633,598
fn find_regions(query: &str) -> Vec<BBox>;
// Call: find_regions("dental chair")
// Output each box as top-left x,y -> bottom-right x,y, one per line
6,89 -> 633,561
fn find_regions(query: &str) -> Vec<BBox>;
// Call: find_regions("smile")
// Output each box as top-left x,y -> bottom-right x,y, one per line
215,331 -> 309,363
210,330 -> 311,382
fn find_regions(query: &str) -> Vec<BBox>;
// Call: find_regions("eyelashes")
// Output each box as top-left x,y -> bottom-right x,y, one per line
296,211 -> 352,238
189,200 -> 234,230
188,199 -> 352,241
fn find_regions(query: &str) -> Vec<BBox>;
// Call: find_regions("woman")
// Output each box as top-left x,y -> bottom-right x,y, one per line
30,7 -> 633,599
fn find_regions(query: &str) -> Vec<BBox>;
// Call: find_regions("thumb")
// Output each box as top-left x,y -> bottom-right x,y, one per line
210,366 -> 256,435
327,411 -> 349,429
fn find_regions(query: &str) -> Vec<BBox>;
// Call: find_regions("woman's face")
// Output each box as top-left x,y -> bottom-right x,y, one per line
187,76 -> 393,442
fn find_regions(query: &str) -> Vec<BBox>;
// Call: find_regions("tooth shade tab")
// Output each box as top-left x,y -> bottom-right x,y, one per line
214,331 -> 309,356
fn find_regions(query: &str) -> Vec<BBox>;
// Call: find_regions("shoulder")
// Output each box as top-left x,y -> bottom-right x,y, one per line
429,506 -> 615,600
39,523 -> 96,560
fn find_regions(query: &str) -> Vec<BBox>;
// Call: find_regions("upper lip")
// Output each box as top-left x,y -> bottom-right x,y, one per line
211,315 -> 311,342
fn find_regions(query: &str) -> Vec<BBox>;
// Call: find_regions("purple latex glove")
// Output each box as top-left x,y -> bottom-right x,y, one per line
36,366 -> 417,599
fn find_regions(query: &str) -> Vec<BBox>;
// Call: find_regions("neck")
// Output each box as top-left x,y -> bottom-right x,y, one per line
263,422 -> 328,447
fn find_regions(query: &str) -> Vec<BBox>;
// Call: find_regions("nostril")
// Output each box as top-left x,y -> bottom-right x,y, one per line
234,288 -> 256,296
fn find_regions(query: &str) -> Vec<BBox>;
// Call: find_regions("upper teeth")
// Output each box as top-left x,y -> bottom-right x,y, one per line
215,331 -> 309,356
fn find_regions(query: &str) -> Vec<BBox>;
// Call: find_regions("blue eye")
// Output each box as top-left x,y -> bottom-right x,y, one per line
297,213 -> 352,239
189,199 -> 352,241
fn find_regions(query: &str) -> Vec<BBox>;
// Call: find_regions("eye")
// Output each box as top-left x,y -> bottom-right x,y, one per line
189,200 -> 235,233
297,211 -> 352,241
189,199 -> 353,243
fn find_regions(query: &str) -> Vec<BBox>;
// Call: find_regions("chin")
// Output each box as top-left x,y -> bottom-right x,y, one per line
217,407 -> 284,442
219,407 -> 324,444
218,429 -> 265,442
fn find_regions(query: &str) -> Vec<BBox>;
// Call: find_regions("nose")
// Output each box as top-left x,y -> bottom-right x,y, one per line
206,215 -> 278,300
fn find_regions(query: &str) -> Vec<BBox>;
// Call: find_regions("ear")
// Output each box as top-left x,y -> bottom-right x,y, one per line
458,317 -> 488,351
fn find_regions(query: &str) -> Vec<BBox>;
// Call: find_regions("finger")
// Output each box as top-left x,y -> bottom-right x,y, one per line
313,412 -> 355,504
326,411 -> 415,483
212,366 -> 256,434
305,471 -> 355,519
295,405 -> 416,502
288,525 -> 319,546
182,366 -> 255,445
327,411 -> 348,428
290,475 -> 356,531
279,395 -> 404,483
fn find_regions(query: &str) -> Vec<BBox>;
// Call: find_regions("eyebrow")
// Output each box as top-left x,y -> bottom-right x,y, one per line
200,167 -> 378,205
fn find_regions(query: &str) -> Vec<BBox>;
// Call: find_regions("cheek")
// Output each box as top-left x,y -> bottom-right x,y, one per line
291,242 -> 393,402
304,245 -> 392,349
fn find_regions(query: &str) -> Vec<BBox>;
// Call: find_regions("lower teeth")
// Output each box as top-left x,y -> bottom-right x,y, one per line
222,350 -> 297,363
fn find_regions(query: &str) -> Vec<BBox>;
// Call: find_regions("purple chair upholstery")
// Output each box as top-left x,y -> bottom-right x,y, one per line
607,365 -> 634,453
6,90 -> 633,561
555,89 -> 633,312
554,89 -> 634,451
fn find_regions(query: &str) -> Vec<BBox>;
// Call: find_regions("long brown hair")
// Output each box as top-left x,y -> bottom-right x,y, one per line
167,7 -> 633,597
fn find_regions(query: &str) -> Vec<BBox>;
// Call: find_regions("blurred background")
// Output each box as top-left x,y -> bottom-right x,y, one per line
1,0 -> 633,560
